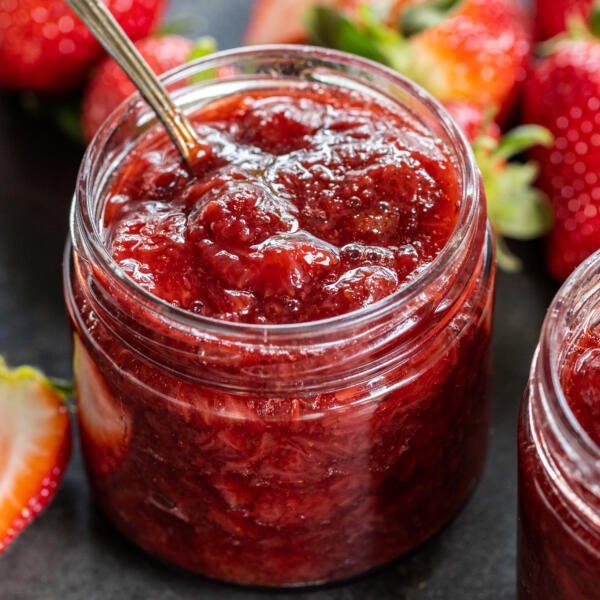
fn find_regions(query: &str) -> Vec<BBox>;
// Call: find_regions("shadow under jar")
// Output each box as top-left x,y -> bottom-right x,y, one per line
518,251 -> 600,599
64,46 -> 494,587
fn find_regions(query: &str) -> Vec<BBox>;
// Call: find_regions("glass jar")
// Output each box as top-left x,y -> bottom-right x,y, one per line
64,46 -> 495,587
518,251 -> 600,599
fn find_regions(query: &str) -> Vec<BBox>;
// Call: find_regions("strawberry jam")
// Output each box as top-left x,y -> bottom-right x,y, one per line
104,86 -> 459,324
519,252 -> 600,600
66,48 -> 494,586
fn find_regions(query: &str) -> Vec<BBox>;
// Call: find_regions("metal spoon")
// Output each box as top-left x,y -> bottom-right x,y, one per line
66,0 -> 206,167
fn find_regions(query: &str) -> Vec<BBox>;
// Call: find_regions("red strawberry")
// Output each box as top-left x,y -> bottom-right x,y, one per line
0,0 -> 166,94
405,0 -> 531,120
524,35 -> 600,280
0,358 -> 71,554
74,336 -> 131,478
82,35 -> 215,142
248,0 -> 531,120
535,0 -> 595,40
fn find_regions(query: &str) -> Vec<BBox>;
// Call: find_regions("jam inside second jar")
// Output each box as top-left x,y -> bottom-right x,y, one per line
519,279 -> 600,600
104,84 -> 460,323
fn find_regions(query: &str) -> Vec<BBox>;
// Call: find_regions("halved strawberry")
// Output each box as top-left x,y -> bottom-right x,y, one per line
74,336 -> 131,478
0,358 -> 71,554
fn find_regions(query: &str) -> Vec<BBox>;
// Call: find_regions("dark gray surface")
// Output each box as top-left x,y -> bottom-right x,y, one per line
0,1 -> 557,598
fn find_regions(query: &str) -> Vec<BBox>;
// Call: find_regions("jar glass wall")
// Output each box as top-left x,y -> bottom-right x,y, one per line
65,46 -> 494,587
518,251 -> 600,600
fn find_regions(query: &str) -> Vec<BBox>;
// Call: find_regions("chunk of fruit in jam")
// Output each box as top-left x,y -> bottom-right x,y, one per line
105,85 -> 460,323
74,337 -> 131,477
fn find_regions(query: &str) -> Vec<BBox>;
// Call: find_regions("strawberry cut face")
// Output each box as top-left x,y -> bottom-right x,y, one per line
0,360 -> 71,554
74,337 -> 131,479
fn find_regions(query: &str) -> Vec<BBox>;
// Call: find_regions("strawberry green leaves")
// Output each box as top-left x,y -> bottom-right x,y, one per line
0,358 -> 73,401
494,125 -> 554,162
540,3 -> 600,56
306,5 -> 410,72
473,124 -> 554,270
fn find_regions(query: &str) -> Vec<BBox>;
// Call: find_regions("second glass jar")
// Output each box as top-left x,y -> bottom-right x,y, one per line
519,250 -> 600,599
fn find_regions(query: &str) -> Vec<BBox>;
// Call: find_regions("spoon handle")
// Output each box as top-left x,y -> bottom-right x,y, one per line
66,0 -> 201,165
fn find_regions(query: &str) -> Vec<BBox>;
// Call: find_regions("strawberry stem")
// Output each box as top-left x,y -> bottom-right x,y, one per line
495,125 -> 553,161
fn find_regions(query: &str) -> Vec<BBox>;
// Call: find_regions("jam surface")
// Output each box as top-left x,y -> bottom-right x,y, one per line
519,325 -> 600,600
105,85 -> 460,323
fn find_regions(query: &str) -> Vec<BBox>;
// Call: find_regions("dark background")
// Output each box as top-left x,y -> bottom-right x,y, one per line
0,1 -> 556,598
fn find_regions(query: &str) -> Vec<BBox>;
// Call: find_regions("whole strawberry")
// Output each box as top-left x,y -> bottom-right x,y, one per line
404,0 -> 531,121
524,24 -> 600,280
0,0 -> 166,94
82,35 -> 215,141
247,0 -> 532,121
535,0 -> 595,40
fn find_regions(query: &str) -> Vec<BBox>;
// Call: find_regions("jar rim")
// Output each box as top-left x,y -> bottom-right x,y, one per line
72,44 -> 481,339
537,250 -> 600,463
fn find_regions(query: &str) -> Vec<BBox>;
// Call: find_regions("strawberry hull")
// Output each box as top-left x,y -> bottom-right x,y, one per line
0,0 -> 166,94
66,47 -> 495,586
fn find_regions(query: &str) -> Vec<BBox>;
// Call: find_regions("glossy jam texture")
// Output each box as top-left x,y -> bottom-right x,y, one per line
519,325 -> 600,600
104,85 -> 460,323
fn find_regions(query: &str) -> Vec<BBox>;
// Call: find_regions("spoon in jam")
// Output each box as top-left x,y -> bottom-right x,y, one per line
66,0 -> 208,168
